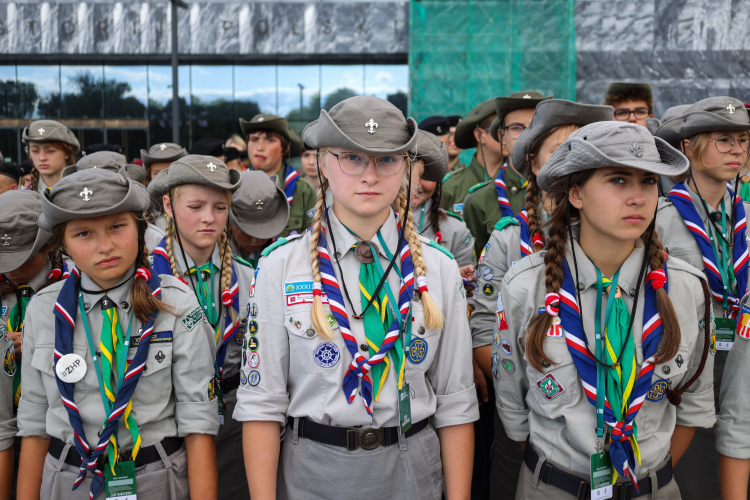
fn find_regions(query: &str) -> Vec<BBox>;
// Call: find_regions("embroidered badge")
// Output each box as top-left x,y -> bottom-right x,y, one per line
288,230 -> 298,236
313,342 -> 340,368
181,306 -> 204,331
737,304 -> 750,340
491,349 -> 500,367
285,280 -> 329,306
248,370 -> 261,386
242,351 -> 246,367
453,203 -> 464,215
0,306 -> 5,316
249,302 -> 258,318
306,208 -> 315,219
249,269 -> 258,297
326,313 -> 337,327
482,267 -> 494,281
646,379 -> 670,402
463,233 -> 472,246
155,351 -> 165,363
234,326 -> 245,346
501,359 -> 515,374
408,338 -> 428,364
492,366 -> 500,381
206,377 -> 216,401
248,352 -> 260,369
482,283 -> 494,296
493,332 -> 501,347
248,320 -> 258,336
500,338 -> 512,356
496,294 -> 508,331
536,373 -> 565,400
248,337 -> 259,352
240,371 -> 247,386
546,316 -> 563,337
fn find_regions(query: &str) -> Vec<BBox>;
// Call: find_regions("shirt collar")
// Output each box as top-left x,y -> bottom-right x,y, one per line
327,206 -> 400,262
469,153 -> 487,182
171,240 -> 222,275
564,237 -> 646,295
79,264 -> 136,310
684,182 -> 732,224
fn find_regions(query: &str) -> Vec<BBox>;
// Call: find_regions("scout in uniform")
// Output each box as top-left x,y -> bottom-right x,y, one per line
462,91 -> 549,258
235,96 -> 479,499
470,100 -> 613,499
604,82 -> 655,128
446,115 -> 464,172
147,156 -> 253,500
418,115 -> 451,145
496,121 -> 714,499
240,114 -> 316,237
300,148 -> 320,189
410,130 -> 475,269
17,169 -> 219,500
23,120 -> 80,193
140,143 -> 188,233
229,170 -> 290,269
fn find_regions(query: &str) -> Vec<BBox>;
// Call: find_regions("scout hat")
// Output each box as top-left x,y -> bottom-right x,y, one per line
17,159 -> 33,178
0,162 -> 19,183
190,137 -> 225,157
537,121 -> 689,192
140,142 -> 187,170
147,155 -> 242,205
37,169 -> 150,232
0,191 -> 52,273
511,100 -> 614,180
453,98 -> 496,149
646,118 -> 661,135
239,114 -> 304,157
62,151 -> 146,182
22,120 -> 80,156
230,171 -> 289,239
489,91 -> 552,142
446,115 -> 462,128
655,96 -> 750,146
419,116 -> 451,136
413,130 -> 448,182
303,95 -> 418,155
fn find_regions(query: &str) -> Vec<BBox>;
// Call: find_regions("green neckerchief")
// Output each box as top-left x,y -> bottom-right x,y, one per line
6,284 -> 32,406
741,180 -> 750,205
188,262 -> 218,326
705,199 -> 737,312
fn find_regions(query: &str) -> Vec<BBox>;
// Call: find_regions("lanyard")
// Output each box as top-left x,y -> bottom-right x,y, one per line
593,267 -> 620,450
706,200 -> 735,313
418,204 -> 425,233
192,262 -> 217,326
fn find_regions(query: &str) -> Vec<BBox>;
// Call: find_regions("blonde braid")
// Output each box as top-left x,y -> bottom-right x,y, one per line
164,215 -> 181,277
219,227 -> 238,323
310,170 -> 334,341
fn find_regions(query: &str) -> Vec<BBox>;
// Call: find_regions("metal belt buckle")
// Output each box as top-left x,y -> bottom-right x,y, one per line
577,481 -> 589,500
358,428 -> 382,451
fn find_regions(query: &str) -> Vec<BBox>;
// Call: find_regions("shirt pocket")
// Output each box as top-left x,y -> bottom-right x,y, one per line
132,332 -> 174,406
528,339 -> 580,406
640,345 -> 691,434
32,344 -> 87,407
405,302 -> 441,373
285,309 -> 345,375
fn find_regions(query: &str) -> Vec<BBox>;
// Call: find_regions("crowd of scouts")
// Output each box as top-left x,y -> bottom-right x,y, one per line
0,82 -> 749,500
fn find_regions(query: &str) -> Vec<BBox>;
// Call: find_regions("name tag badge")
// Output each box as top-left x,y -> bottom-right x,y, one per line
590,451 -> 613,499
0,306 -> 5,317
398,382 -> 412,435
55,353 -> 86,383
105,460 -> 136,500
715,317 -> 735,351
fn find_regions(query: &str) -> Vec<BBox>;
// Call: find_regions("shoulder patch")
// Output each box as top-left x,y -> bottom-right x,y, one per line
232,254 -> 254,268
181,306 -> 205,331
262,237 -> 289,257
468,182 -> 485,194
427,238 -> 454,259
442,172 -> 452,182
445,210 -> 464,221
494,216 -> 520,232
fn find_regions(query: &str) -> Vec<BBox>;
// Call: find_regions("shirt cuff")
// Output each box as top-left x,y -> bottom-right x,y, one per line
16,400 -> 50,439
497,404 -> 529,441
174,400 -> 220,437
716,416 -> 750,459
0,418 -> 16,452
432,385 -> 480,429
471,326 -> 493,349
233,387 -> 289,425
675,387 -> 716,428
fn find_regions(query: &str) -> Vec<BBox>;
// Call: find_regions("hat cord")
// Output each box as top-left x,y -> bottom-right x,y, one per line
686,163 -> 738,248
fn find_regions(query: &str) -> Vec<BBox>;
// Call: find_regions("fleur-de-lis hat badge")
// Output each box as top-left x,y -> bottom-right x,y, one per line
365,118 -> 378,134
80,187 -> 93,201
630,143 -> 644,158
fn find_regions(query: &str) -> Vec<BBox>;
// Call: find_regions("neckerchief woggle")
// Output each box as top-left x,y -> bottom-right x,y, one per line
53,266 -> 162,499
668,182 -> 749,318
554,256 -> 667,490
315,210 -> 416,415
494,164 -> 516,219
282,162 -> 300,205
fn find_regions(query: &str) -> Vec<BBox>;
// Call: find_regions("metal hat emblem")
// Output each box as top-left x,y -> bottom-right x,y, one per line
207,162 -> 217,172
727,103 -> 736,115
258,117 -> 265,122
80,187 -> 93,202
630,143 -> 643,158
365,118 -> 378,134
160,143 -> 167,150
523,94 -> 531,99
255,199 -> 264,210
436,126 -> 442,133
38,127 -> 45,135
0,234 -> 10,246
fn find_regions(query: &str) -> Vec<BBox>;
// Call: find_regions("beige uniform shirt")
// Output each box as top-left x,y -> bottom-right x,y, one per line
17,270 -> 220,447
145,224 -> 165,255
233,208 -> 479,429
493,238 -> 714,475
417,199 -> 475,268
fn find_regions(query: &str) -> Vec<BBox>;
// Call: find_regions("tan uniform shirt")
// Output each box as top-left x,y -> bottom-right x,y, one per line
493,238 -> 714,475
18,270 -> 220,447
416,199 -> 475,268
233,208 -> 479,429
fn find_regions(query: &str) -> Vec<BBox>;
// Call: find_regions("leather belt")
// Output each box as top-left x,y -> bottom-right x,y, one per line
222,372 -> 241,394
49,436 -> 184,471
291,417 -> 429,451
523,437 -> 673,500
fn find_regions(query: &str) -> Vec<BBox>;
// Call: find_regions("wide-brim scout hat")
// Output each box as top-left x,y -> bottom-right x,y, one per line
239,114 -> 304,158
62,151 -> 146,182
38,169 -> 151,232
303,96 -> 418,155
147,155 -> 243,206
230,171 -> 290,239
413,130 -> 448,182
453,98 -> 496,149
655,97 -> 750,146
646,118 -> 661,135
537,121 -> 689,192
22,120 -> 80,156
140,142 -> 188,170
0,191 -> 52,273
511,100 -> 614,181
489,91 -> 553,142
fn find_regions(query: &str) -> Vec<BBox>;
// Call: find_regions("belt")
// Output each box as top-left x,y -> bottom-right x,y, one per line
223,372 -> 241,394
523,437 -> 673,500
49,436 -> 184,471
291,417 -> 429,451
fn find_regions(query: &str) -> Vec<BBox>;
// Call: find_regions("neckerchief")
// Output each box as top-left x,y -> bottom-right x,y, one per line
742,180 -> 750,205
282,162 -> 300,205
517,210 -> 546,256
554,258 -> 667,490
314,216 -> 416,415
668,182 -> 749,317
494,165 -> 515,219
53,266 -> 161,499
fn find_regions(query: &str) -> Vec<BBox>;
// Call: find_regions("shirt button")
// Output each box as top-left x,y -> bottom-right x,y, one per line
629,288 -> 636,297
577,283 -> 584,292
240,318 -> 248,325
334,251 -> 342,260
511,187 -> 518,193
418,326 -> 426,335
305,329 -> 315,338
120,301 -> 129,309
84,302 -> 91,311
542,360 -> 551,368
360,344 -> 368,351
662,365 -> 671,375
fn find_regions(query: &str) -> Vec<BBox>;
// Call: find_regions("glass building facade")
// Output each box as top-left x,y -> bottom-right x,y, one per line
0,64 -> 408,163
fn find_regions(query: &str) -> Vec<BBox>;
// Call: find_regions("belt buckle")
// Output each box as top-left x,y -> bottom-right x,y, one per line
346,429 -> 360,451
358,428 -> 382,451
577,481 -> 589,500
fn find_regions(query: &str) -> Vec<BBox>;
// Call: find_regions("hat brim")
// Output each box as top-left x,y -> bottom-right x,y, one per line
240,119 -> 304,158
147,160 -> 243,208
140,149 -> 188,169
489,116 -> 502,143
303,111 -> 419,155
413,131 -> 448,182
656,110 -> 750,145
537,136 -> 689,192
22,127 -> 81,156
62,164 -> 146,182
0,229 -> 52,273
229,185 -> 291,239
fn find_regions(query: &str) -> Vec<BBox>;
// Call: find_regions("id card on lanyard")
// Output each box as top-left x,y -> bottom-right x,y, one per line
708,200 -> 737,351
105,460 -> 137,500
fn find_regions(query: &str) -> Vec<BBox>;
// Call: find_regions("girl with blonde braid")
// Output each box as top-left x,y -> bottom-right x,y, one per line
23,120 -> 79,193
235,96 -> 478,500
146,156 -> 254,500
496,121 -> 714,499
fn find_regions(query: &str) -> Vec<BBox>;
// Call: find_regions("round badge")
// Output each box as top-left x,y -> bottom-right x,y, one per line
248,370 -> 261,386
314,342 -> 340,368
482,283 -> 495,296
234,327 -> 245,346
288,230 -> 299,236
501,359 -> 515,374
248,337 -> 259,352
408,338 -> 428,364
493,332 -> 501,347
500,339 -> 512,356
240,371 -> 247,386
249,303 -> 258,318
248,352 -> 260,369
248,320 -> 259,336
55,353 -> 86,383
491,349 -> 500,366
482,267 -> 494,281
492,366 -> 500,381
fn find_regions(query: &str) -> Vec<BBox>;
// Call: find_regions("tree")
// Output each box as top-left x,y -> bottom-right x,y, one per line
387,91 -> 408,117
37,73 -> 146,119
323,87 -> 358,111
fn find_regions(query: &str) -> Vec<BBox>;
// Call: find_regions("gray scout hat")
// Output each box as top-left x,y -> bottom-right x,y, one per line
22,120 -> 80,156
413,130 -> 448,182
536,121 -> 689,192
239,114 -> 304,158
303,96 -> 418,155
62,151 -> 146,182
37,169 -> 151,232
140,142 -> 188,170
511,100 -> 614,181
453,98 -> 496,149
646,118 -> 661,135
655,96 -> 750,146
0,191 -> 52,273
489,91 -> 553,142
230,171 -> 290,239
147,154 -> 242,204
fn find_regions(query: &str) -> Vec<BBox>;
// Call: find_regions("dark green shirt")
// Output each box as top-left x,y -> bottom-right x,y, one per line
276,173 -> 317,238
439,153 -> 497,216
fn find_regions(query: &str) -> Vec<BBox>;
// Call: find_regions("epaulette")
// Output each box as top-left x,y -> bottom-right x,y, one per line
232,254 -> 253,268
261,230 -> 307,257
445,210 -> 464,221
468,180 -> 490,194
427,238 -> 454,259
494,215 -> 520,232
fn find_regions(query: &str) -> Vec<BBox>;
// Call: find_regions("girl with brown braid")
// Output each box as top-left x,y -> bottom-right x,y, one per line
235,96 -> 478,500
496,121 -> 714,500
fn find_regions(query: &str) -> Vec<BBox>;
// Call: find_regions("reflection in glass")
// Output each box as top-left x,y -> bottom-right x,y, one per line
60,65 -> 104,119
278,65 -> 320,135
0,66 -> 16,119
235,65 -> 275,123
321,65 -> 363,112
17,65 -> 61,119
148,65 -> 191,145
104,65 -> 148,119
365,65 -> 408,116
190,65 -> 233,143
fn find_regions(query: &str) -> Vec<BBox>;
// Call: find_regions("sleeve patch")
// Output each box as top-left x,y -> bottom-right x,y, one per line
181,306 -> 205,331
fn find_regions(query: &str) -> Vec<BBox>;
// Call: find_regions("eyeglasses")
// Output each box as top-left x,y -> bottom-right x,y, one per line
328,152 -> 407,176
708,135 -> 750,153
614,108 -> 650,121
502,124 -> 526,139
410,183 -> 425,198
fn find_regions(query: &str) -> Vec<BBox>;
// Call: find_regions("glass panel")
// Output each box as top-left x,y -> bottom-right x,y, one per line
277,65 -> 320,136
321,65 -> 364,112
147,65 -> 190,146
68,127 -> 104,152
0,128 -> 18,164
365,65 -> 409,116
190,65 -> 233,146
103,65 -> 148,120
0,66 -> 16,119
106,128 -> 149,164
60,65 -> 104,119
18,65 -> 61,119
234,65 -> 276,130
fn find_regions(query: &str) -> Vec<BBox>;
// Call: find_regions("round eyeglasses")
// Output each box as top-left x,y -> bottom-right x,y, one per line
329,151 -> 407,176
707,135 -> 750,153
